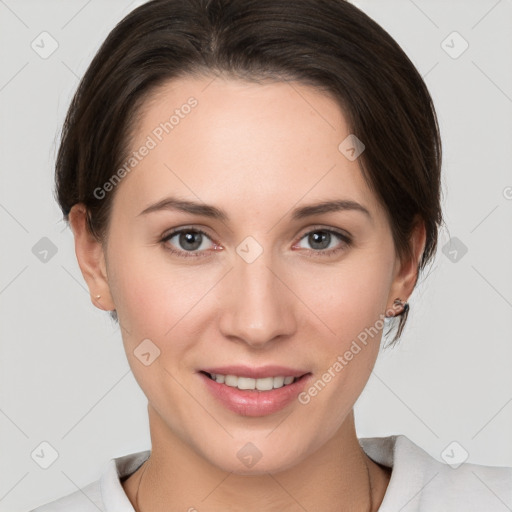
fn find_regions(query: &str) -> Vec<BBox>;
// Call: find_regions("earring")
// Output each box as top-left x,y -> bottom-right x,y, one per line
95,294 -> 101,300
393,297 -> 409,316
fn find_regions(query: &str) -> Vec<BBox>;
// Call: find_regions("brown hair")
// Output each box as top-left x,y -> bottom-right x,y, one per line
55,0 -> 443,347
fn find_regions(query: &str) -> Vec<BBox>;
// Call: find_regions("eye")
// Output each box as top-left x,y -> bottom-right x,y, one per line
161,228 -> 219,258
160,226 -> 352,259
294,227 -> 352,257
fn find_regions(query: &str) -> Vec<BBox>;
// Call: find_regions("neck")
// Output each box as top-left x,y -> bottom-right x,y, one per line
123,406 -> 390,512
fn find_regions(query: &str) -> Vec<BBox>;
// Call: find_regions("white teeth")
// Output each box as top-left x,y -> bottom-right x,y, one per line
209,373 -> 297,390
224,374 -> 238,387
256,377 -> 274,391
237,377 -> 256,390
273,376 -> 284,388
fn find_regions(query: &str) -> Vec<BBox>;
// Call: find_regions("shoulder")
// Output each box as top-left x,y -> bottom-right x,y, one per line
359,434 -> 512,511
28,449 -> 150,512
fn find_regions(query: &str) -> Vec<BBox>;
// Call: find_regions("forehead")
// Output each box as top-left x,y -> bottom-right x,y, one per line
113,75 -> 384,224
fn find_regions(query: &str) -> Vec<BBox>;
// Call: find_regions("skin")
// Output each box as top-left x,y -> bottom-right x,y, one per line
69,75 -> 425,511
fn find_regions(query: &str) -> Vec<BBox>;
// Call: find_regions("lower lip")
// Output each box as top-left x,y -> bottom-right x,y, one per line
199,372 -> 312,417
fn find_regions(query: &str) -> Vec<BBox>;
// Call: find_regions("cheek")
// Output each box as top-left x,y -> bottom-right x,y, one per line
107,252 -> 162,335
107,243 -> 221,362
303,250 -> 394,407
107,236 -> 178,325
295,258 -> 392,409
306,254 -> 393,348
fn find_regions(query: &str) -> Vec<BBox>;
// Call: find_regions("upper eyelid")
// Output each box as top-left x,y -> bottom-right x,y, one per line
293,227 -> 352,249
162,225 -> 351,246
162,226 -> 215,242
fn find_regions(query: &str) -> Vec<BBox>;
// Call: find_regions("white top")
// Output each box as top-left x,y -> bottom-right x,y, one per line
30,434 -> 512,511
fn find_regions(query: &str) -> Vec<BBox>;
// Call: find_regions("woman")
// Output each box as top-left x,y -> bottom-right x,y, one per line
31,0 -> 511,510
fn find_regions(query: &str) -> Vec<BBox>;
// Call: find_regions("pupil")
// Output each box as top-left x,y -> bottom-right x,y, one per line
180,231 -> 202,251
310,231 -> 329,250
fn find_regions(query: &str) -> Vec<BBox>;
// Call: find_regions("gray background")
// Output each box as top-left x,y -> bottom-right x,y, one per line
1,0 -> 511,510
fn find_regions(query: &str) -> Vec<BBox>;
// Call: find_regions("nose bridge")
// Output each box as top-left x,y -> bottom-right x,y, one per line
219,243 -> 295,346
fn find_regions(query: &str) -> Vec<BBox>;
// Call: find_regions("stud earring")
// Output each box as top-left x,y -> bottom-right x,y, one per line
393,297 -> 409,316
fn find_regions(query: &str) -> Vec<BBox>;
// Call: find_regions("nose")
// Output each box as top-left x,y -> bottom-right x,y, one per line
218,250 -> 297,348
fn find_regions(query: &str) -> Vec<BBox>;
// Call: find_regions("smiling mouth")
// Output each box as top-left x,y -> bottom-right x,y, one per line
200,371 -> 307,391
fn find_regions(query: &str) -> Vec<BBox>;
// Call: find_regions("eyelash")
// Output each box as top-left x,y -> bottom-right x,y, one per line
160,226 -> 352,259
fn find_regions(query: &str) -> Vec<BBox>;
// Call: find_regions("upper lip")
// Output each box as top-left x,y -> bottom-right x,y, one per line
200,365 -> 310,379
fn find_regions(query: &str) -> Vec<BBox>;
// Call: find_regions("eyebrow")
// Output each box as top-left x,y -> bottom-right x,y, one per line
137,196 -> 372,222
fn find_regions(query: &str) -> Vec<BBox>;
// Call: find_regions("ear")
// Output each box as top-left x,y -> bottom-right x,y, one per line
386,215 -> 426,316
68,203 -> 116,311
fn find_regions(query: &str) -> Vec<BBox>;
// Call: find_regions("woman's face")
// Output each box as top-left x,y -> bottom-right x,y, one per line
94,75 -> 416,474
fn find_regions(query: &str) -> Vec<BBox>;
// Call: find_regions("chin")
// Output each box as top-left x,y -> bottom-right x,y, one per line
203,442 -> 308,476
